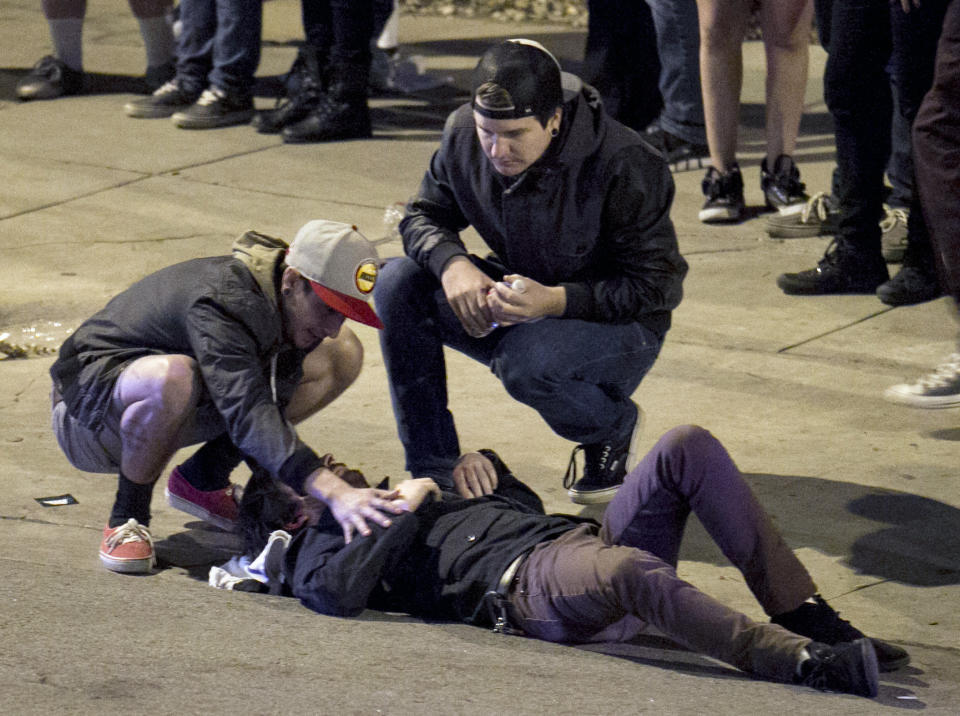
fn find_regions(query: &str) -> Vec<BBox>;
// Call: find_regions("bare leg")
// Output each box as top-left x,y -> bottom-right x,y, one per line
761,0 -> 814,159
696,0 -> 751,172
114,354 -> 202,484
285,327 -> 363,424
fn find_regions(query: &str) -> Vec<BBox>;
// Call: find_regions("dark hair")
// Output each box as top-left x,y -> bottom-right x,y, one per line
238,469 -> 300,558
475,81 -> 555,128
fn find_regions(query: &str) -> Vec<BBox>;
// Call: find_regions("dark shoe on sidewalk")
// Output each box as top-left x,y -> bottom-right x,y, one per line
777,240 -> 889,295
880,206 -> 909,263
884,352 -> 960,408
565,403 -> 644,505
144,59 -> 176,93
172,87 -> 255,129
876,265 -> 942,306
798,639 -> 879,697
766,192 -> 839,238
282,90 -> 371,143
773,594 -> 910,672
761,154 -> 809,215
699,164 -> 745,223
646,126 -> 710,173
252,44 -> 325,134
125,79 -> 202,118
16,55 -> 83,100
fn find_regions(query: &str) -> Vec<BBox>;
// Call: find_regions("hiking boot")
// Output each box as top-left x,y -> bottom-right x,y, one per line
765,192 -> 839,238
165,466 -> 240,531
16,55 -> 83,100
798,639 -> 879,698
646,126 -> 710,173
125,78 -> 202,118
880,206 -> 909,263
876,264 -> 942,306
699,164 -> 745,223
144,59 -> 176,93
172,87 -> 254,129
761,154 -> 809,215
283,61 -> 371,143
99,518 -> 155,574
252,44 -> 325,134
884,352 -> 960,408
776,239 -> 889,295
565,403 -> 644,505
773,594 -> 910,672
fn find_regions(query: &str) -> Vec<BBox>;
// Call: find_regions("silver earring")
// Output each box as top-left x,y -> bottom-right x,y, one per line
551,127 -> 559,137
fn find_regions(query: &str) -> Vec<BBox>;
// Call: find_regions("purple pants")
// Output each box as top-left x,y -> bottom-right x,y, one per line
509,425 -> 816,682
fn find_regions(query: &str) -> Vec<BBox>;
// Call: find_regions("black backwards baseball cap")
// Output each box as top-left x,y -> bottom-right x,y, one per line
471,39 -> 564,121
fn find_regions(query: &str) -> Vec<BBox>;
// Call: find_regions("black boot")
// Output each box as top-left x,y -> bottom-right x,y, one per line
252,44 -> 326,134
282,62 -> 372,144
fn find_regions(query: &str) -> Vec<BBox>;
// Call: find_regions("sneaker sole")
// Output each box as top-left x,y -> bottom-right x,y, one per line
699,207 -> 744,223
883,386 -> 960,409
171,110 -> 255,129
165,487 -> 236,531
99,551 -> 154,574
568,483 -> 621,505
856,639 -> 880,697
124,105 -> 184,119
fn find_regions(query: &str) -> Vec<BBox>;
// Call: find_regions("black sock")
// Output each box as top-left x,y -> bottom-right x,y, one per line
177,434 -> 243,491
109,473 -> 154,528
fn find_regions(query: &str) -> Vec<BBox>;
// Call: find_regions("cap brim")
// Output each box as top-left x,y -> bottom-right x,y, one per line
309,282 -> 383,330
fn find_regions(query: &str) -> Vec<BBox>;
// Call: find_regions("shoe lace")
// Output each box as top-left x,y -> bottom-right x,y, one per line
880,206 -> 909,233
563,445 -> 584,489
104,519 -> 154,554
799,191 -> 833,224
915,353 -> 960,389
196,88 -> 225,106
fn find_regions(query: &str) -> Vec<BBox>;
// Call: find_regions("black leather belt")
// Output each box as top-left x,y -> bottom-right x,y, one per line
485,549 -> 530,635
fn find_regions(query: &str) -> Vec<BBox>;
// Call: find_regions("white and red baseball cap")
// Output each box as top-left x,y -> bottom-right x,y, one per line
286,220 -> 383,329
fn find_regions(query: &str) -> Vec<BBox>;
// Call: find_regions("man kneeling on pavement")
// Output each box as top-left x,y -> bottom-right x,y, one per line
51,220 -> 405,573
236,425 -> 910,698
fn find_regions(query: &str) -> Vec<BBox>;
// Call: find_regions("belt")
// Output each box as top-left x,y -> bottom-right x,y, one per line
485,549 -> 531,635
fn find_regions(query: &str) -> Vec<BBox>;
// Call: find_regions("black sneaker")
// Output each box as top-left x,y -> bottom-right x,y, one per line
125,79 -> 202,118
766,192 -> 839,239
699,165 -> 745,223
564,404 -> 644,505
761,154 -> 809,215
876,265 -> 942,306
773,594 -> 910,672
777,239 -> 889,295
646,126 -> 710,173
798,639 -> 879,698
172,87 -> 255,129
16,55 -> 83,101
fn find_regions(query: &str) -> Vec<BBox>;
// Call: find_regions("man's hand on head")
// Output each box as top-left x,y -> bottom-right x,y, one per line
305,466 -> 404,544
440,257 -> 497,337
392,477 -> 442,512
453,451 -> 498,498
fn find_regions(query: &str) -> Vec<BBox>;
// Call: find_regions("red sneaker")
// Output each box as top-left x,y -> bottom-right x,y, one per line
165,466 -> 240,531
100,519 -> 155,573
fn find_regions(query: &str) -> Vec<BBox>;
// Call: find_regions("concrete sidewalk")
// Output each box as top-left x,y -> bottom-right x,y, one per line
1,1 -> 958,713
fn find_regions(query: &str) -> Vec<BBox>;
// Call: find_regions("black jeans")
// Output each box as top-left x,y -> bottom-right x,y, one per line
816,0 -> 947,263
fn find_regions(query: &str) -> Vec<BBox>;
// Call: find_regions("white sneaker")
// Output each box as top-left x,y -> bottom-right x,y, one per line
884,353 -> 960,408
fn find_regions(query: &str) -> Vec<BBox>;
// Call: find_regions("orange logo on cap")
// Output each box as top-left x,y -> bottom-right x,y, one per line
355,261 -> 378,294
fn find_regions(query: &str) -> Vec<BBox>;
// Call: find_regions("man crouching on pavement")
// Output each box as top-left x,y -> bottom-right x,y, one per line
237,426 -> 910,697
51,219 -> 406,573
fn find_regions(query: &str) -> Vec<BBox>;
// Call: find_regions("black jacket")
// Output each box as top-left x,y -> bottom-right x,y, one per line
285,488 -> 590,626
400,80 -> 687,337
50,231 -> 326,489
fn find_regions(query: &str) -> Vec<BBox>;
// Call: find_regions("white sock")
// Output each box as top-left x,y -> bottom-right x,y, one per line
136,16 -> 176,68
49,18 -> 84,71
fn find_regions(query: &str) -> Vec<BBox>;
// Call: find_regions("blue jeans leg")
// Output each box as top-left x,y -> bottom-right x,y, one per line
646,0 -> 706,145
176,0 -> 216,90
207,0 -> 262,94
375,257 -> 663,482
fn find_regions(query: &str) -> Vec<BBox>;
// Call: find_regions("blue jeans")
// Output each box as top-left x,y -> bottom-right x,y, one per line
177,0 -> 262,94
375,257 -> 663,484
646,0 -> 706,145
